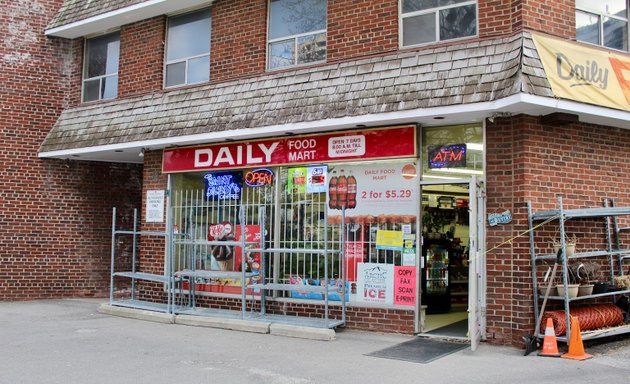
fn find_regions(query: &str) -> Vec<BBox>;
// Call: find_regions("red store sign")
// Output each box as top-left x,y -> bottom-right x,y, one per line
162,126 -> 417,173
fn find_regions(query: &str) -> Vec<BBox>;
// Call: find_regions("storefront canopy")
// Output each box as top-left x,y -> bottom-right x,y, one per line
39,32 -> 630,163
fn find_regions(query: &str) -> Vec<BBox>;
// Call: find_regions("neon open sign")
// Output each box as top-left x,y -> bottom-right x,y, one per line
245,168 -> 274,187
428,144 -> 467,168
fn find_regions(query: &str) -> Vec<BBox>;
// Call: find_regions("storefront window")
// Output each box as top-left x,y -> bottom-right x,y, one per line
421,124 -> 483,180
169,161 -> 419,305
164,126 -> 420,306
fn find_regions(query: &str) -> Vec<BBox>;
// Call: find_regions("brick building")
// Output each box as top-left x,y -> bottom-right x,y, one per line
2,0 -> 629,348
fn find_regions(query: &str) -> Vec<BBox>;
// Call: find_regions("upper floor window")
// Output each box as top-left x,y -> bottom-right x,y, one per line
400,0 -> 477,47
165,9 -> 211,88
83,32 -> 119,102
267,0 -> 327,70
576,0 -> 628,51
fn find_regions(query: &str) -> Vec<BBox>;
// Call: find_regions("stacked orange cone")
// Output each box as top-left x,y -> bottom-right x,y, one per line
539,318 -> 561,357
562,316 -> 592,360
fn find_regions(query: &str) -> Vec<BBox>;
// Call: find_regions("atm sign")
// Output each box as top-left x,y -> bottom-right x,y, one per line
428,144 -> 467,169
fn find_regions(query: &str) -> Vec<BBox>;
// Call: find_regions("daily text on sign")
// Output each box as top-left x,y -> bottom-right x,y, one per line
162,126 -> 416,173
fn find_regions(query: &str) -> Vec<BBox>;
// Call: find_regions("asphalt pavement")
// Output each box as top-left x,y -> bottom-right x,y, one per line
1,299 -> 629,384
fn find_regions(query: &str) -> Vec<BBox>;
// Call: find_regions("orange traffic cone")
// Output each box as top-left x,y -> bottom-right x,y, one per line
539,318 -> 561,357
562,316 -> 592,360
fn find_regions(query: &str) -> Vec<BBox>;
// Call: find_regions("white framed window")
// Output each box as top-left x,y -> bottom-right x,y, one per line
400,0 -> 477,47
267,0 -> 327,70
165,9 -> 211,88
82,32 -> 120,102
576,0 -> 628,51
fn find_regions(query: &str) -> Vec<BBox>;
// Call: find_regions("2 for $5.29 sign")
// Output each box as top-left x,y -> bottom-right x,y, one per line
328,162 -> 418,217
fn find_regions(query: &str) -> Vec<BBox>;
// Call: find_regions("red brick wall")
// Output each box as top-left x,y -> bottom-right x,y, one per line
520,0 -> 574,39
56,1 -> 581,107
485,115 -> 630,346
119,16 -> 166,98
479,0 -> 515,38
210,0 -> 267,82
0,1 -> 142,300
327,0 -> 398,61
129,150 -> 170,303
65,38 -> 84,108
173,295 -> 415,334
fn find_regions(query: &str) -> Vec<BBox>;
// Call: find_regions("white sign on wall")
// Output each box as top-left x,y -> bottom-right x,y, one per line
146,190 -> 165,223
356,263 -> 394,304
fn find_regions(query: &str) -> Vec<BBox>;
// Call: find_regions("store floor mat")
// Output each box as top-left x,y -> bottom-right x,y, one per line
424,319 -> 468,337
366,338 -> 468,364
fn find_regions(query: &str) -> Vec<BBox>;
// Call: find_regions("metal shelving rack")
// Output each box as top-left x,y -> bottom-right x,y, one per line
527,196 -> 630,343
109,207 -> 173,313
610,199 -> 630,276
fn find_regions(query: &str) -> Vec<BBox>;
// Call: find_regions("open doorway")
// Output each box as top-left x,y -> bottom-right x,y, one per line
420,182 -> 471,338
416,124 -> 485,348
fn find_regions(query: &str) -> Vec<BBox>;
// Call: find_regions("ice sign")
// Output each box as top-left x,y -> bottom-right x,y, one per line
204,171 -> 242,200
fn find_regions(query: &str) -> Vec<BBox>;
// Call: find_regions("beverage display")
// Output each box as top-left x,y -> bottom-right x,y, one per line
346,171 -> 357,209
337,171 -> 348,209
328,172 -> 338,209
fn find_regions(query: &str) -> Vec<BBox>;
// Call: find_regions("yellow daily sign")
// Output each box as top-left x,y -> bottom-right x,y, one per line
532,33 -> 630,112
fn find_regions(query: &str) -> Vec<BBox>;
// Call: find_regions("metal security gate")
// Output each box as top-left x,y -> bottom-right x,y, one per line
169,166 -> 346,327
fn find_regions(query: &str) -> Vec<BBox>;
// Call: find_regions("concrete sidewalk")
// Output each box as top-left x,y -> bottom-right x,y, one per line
1,299 -> 629,384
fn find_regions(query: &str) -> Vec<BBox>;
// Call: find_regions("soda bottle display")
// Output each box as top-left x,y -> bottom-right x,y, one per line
347,171 -> 357,209
337,170 -> 348,209
328,172 -> 338,209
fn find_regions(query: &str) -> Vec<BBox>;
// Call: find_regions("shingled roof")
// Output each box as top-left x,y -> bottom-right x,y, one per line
39,32 -> 551,154
47,0 -> 145,29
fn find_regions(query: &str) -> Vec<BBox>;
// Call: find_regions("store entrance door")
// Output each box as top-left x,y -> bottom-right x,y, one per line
419,178 -> 485,349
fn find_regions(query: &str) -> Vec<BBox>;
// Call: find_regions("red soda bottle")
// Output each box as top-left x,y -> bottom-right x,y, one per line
347,171 -> 357,209
328,172 -> 338,209
337,170 -> 347,209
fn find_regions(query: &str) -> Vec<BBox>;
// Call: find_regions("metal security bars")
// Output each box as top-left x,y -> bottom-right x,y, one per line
165,166 -> 347,327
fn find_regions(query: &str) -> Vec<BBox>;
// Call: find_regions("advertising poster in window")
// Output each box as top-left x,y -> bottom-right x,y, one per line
375,229 -> 404,251
306,165 -> 327,193
345,223 -> 365,282
356,263 -> 394,304
287,167 -> 307,193
326,162 -> 418,224
287,166 -> 327,194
